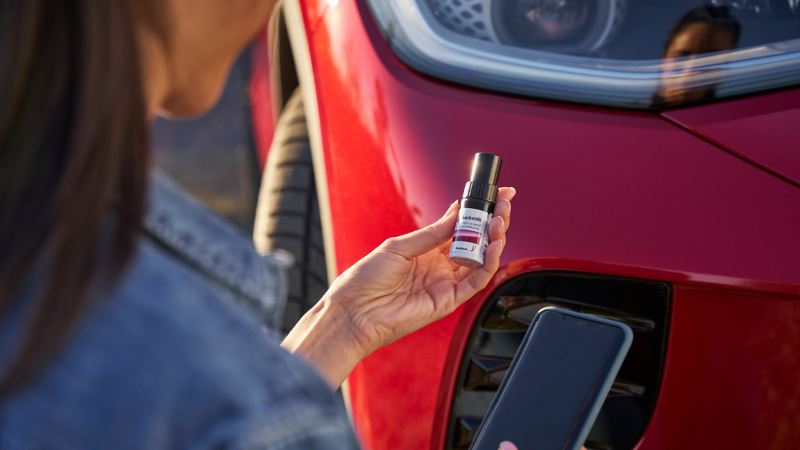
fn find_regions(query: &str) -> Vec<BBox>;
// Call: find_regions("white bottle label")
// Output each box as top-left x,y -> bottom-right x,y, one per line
449,207 -> 491,264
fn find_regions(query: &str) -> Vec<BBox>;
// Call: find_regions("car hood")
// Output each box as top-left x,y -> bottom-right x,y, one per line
661,88 -> 800,187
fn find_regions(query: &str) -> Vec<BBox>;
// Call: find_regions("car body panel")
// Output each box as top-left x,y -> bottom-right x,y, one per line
662,88 -> 800,187
260,1 -> 800,448
301,0 -> 329,34
640,285 -> 800,449
429,262 -> 800,450
307,0 -> 800,288
250,28 -> 276,168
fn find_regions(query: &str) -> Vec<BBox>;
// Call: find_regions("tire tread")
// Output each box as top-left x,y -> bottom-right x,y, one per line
254,89 -> 329,333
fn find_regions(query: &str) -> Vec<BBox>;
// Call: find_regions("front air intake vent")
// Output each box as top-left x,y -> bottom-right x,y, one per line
446,272 -> 670,450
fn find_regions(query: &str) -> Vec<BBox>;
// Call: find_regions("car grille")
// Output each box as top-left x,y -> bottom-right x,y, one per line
446,272 -> 671,450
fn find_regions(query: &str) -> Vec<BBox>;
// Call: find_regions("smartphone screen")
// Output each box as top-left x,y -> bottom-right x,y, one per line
470,307 -> 633,450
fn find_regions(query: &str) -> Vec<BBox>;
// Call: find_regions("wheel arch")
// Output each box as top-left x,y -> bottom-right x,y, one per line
264,0 -> 338,283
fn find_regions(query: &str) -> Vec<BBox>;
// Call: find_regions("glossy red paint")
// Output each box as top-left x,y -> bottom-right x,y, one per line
662,88 -> 800,187
258,1 -> 800,448
249,28 -> 275,168
430,259 -> 800,450
300,0 -> 330,34
641,285 -> 800,449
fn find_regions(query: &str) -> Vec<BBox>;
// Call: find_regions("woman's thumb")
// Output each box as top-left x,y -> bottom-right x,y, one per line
380,201 -> 459,258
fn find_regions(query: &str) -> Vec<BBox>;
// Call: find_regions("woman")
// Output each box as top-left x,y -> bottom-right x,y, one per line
0,1 -> 514,448
652,6 -> 740,108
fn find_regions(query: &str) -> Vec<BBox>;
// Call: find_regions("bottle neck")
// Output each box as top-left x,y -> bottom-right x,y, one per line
460,198 -> 495,213
462,181 -> 498,204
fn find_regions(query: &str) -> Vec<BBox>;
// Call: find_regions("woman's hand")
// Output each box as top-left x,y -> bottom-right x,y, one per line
283,187 -> 515,388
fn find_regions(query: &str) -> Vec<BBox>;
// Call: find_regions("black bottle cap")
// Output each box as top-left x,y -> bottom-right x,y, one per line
463,152 -> 502,204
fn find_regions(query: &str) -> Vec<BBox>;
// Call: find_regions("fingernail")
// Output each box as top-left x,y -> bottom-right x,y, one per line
508,187 -> 517,200
496,216 -> 505,228
445,200 -> 458,215
499,442 -> 517,450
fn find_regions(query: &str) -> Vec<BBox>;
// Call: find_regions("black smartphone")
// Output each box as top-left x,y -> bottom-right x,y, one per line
470,307 -> 633,450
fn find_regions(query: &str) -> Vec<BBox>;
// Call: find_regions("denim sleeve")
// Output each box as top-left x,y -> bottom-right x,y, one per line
0,172 -> 360,450
191,402 -> 361,450
143,173 -> 361,450
179,324 -> 361,450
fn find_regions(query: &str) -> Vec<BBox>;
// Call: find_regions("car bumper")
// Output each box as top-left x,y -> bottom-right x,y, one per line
297,0 -> 800,448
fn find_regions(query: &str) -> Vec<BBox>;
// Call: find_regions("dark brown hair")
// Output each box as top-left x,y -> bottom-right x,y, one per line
666,6 -> 742,52
0,1 -> 161,395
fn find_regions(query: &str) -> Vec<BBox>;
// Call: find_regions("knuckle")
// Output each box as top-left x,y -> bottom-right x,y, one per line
427,220 -> 444,234
381,236 -> 399,249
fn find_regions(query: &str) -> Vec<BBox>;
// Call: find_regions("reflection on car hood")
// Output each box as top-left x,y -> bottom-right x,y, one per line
662,88 -> 800,187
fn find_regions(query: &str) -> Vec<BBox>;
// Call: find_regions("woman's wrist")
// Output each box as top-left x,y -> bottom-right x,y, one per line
281,294 -> 368,389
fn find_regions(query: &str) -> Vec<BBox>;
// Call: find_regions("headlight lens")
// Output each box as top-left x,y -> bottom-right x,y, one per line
366,0 -> 800,108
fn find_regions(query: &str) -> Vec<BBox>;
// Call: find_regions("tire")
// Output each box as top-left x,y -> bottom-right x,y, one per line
254,89 -> 328,334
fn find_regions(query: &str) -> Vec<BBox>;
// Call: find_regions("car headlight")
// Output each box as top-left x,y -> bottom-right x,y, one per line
366,0 -> 800,109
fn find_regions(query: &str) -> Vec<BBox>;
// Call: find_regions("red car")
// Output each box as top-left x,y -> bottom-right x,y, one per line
249,0 -> 800,449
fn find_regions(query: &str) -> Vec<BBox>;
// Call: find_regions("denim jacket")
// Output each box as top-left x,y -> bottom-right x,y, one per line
0,172 -> 360,450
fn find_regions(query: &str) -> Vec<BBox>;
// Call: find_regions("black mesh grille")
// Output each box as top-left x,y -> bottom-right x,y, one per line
446,272 -> 671,450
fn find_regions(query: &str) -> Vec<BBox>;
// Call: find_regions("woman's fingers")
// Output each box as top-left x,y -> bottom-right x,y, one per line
488,213 -> 505,244
500,186 -> 517,202
495,187 -> 516,232
380,200 -> 459,258
454,213 -> 506,280
494,199 -> 511,232
454,215 -> 505,302
382,187 -> 514,259
454,238 -> 502,301
499,442 -> 519,450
